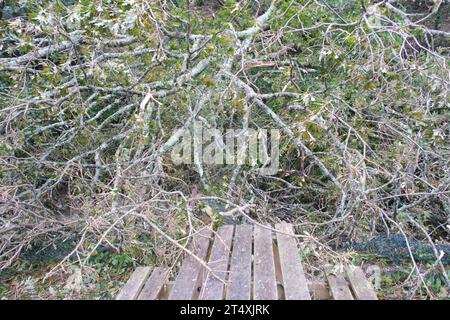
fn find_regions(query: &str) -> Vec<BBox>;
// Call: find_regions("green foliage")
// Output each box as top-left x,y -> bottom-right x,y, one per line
423,271 -> 450,299
1,0 -> 449,300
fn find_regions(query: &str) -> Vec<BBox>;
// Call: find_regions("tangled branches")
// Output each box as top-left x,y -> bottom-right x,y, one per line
0,0 -> 449,298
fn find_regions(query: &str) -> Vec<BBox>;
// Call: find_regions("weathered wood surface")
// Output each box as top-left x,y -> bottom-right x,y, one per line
325,268 -> 354,300
253,225 -> 278,300
275,223 -> 311,300
346,265 -> 378,300
116,266 -> 152,300
168,227 -> 213,300
200,225 -> 234,300
138,267 -> 169,300
226,224 -> 253,300
116,223 -> 379,300
308,281 -> 331,300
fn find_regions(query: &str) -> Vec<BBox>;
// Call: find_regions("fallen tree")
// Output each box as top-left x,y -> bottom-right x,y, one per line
0,0 -> 449,298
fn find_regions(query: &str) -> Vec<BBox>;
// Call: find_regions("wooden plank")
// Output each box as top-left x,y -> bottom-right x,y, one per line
200,225 -> 234,300
275,223 -> 311,300
325,268 -> 354,300
345,265 -> 378,300
308,281 -> 331,300
226,224 -> 253,300
168,227 -> 213,300
279,279 -> 330,300
253,225 -> 277,300
116,266 -> 152,300
137,267 -> 169,300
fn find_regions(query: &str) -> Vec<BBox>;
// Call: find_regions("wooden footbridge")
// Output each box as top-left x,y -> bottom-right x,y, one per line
116,223 -> 378,300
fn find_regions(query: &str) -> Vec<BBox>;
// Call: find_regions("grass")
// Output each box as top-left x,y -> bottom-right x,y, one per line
0,248 -> 155,300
